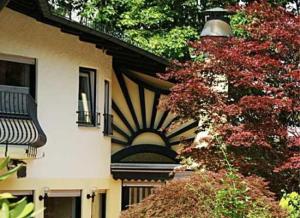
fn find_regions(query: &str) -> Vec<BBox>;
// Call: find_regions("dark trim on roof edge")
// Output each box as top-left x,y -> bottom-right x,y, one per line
33,0 -> 169,68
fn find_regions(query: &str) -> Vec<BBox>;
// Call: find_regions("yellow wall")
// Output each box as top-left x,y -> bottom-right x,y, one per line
0,176 -> 121,218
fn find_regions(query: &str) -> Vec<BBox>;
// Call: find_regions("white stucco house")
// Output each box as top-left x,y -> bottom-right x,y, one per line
0,0 -> 197,217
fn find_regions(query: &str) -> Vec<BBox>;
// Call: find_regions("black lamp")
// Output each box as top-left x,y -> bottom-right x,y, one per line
86,192 -> 96,200
87,187 -> 97,202
39,187 -> 49,201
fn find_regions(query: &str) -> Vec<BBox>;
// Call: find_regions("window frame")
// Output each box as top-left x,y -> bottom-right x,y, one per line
0,54 -> 36,99
44,190 -> 82,218
104,80 -> 110,115
77,67 -> 97,127
103,79 -> 113,136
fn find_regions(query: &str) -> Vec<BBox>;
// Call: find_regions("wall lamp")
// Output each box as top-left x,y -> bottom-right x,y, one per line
39,187 -> 49,201
87,187 -> 97,202
86,192 -> 96,200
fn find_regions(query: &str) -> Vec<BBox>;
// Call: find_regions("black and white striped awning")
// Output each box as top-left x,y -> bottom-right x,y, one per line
111,163 -> 179,181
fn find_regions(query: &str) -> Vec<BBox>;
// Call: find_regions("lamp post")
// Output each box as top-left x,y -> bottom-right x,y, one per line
194,8 -> 234,148
200,7 -> 234,37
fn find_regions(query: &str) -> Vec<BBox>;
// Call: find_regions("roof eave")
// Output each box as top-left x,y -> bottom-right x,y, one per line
36,0 -> 169,68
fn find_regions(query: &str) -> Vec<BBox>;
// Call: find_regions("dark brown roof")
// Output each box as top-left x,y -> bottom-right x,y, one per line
2,0 -> 169,74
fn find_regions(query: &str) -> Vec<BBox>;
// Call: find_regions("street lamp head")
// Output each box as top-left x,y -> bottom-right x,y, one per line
200,7 -> 234,37
200,19 -> 233,37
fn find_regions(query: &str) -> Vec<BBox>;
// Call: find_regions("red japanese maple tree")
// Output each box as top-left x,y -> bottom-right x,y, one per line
160,1 -> 300,194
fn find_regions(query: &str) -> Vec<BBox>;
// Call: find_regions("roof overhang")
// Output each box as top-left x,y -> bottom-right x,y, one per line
4,0 -> 169,74
111,163 -> 179,181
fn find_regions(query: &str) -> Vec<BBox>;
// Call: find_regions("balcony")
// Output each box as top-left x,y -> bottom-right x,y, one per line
0,85 -> 47,151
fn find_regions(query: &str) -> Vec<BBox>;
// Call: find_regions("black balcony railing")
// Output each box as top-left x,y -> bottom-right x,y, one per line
0,85 -> 47,149
76,111 -> 100,126
103,114 -> 113,136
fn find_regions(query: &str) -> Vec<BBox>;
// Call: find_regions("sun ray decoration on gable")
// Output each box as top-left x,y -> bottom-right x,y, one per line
111,67 -> 198,164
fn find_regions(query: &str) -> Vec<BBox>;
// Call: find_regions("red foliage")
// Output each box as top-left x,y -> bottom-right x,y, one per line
160,1 -> 300,194
121,171 -> 287,218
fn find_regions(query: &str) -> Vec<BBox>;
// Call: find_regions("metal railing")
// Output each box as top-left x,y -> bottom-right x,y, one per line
103,114 -> 113,136
76,111 -> 100,126
0,85 -> 47,148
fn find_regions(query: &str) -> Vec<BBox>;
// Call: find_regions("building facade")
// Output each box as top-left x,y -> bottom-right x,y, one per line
0,0 -> 196,217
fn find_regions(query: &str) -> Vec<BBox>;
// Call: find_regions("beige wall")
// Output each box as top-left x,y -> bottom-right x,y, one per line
0,8 -> 112,179
0,8 -> 121,218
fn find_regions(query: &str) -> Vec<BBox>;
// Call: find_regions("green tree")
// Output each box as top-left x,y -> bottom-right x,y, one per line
49,0 -> 240,59
48,0 -> 300,59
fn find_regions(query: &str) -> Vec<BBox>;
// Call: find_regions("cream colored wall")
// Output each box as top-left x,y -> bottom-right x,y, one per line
0,8 -> 112,179
0,8 -> 122,218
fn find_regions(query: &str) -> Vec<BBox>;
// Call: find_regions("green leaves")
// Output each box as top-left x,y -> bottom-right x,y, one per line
0,158 -> 37,218
0,203 -> 9,218
119,5 -> 174,29
48,0 -> 299,59
125,26 -> 198,59
0,165 -> 22,182
49,0 -> 205,59
230,12 -> 252,38
0,157 -> 10,170
0,197 -> 35,218
280,192 -> 300,218
0,193 -> 15,200
0,157 -> 23,181
0,157 -> 22,181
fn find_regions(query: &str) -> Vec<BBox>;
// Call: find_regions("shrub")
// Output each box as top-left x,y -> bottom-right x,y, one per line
121,170 -> 287,218
280,192 -> 300,218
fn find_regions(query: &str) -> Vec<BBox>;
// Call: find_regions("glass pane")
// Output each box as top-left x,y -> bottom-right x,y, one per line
0,59 -> 35,98
104,80 -> 109,114
78,72 -> 92,123
0,60 -> 30,87
45,197 -> 81,218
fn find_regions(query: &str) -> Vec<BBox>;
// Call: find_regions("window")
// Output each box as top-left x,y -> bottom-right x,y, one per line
104,80 -> 110,115
77,67 -> 96,126
44,194 -> 81,218
103,80 -> 113,135
0,57 -> 36,98
99,193 -> 106,218
91,192 -> 106,218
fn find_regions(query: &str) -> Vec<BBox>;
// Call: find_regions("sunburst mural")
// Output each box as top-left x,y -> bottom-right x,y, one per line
111,66 -> 198,164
